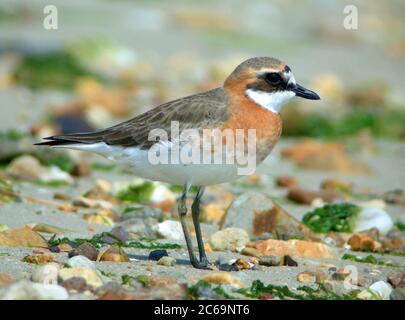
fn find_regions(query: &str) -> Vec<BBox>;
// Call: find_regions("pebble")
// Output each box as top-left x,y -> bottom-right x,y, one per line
58,267 -> 103,289
387,270 -> 405,288
391,287 -> 405,300
202,272 -> 243,288
157,256 -> 176,266
0,281 -> 68,300
67,255 -> 96,269
348,232 -> 381,252
99,245 -> 130,262
297,272 -> 315,283
234,258 -> 252,270
61,277 -> 89,293
259,256 -> 283,267
31,263 -> 60,284
276,176 -> 298,188
359,281 -> 393,300
241,247 -> 263,258
100,226 -> 129,244
96,281 -> 137,300
68,242 -> 99,261
0,273 -> 15,287
153,220 -> 184,241
148,249 -> 169,261
210,228 -> 250,252
284,255 -> 298,267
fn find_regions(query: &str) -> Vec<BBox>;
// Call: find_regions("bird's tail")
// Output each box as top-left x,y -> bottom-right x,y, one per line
34,131 -> 106,147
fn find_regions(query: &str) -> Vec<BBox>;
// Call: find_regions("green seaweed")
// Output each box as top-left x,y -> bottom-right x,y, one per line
0,129 -> 25,141
121,274 -> 150,287
47,232 -> 181,250
187,280 -> 236,300
32,180 -> 69,188
283,108 -> 405,139
238,280 -> 359,300
395,221 -> 405,231
302,203 -> 360,233
341,253 -> 398,267
13,51 -> 103,90
0,179 -> 18,203
91,162 -> 116,172
36,154 -> 75,173
117,182 -> 155,203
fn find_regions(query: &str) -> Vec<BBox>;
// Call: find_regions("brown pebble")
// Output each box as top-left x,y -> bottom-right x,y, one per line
276,176 -> 298,188
69,242 -> 99,261
287,188 -> 340,205
53,193 -> 71,201
235,258 -> 251,270
297,272 -> 314,283
71,161 -> 91,177
98,245 -> 129,262
348,233 -> 381,252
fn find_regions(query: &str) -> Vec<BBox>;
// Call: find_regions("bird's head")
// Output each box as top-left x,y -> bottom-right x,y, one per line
224,57 -> 320,113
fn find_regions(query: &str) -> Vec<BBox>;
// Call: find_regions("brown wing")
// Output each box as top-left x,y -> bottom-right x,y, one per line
37,88 -> 230,149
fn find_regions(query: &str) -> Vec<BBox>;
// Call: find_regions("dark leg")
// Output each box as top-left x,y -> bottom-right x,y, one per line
191,186 -> 209,266
177,183 -> 207,269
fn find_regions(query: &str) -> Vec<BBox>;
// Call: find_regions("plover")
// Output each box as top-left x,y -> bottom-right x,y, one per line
36,57 -> 320,269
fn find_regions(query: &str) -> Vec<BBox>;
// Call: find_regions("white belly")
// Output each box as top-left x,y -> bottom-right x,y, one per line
62,142 -> 245,186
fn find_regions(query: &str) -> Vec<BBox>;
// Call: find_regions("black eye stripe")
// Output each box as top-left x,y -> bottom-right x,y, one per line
264,72 -> 282,84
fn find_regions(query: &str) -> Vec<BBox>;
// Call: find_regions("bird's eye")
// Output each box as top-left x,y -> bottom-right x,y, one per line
265,72 -> 282,84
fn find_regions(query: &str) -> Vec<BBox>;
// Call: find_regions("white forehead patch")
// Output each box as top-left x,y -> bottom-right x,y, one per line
284,70 -> 296,85
245,89 -> 295,114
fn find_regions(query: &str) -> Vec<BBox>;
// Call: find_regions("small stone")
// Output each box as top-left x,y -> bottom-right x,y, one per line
331,268 -> 351,281
73,197 -> 114,210
259,256 -> 283,267
96,281 -> 137,300
7,155 -> 44,181
387,270 -> 405,288
0,281 -> 68,300
99,226 -> 129,244
67,255 -> 96,269
368,281 -> 393,300
234,258 -> 251,270
0,226 -> 47,247
202,272 -> 243,288
287,188 -> 341,205
71,161 -> 91,177
32,263 -> 60,284
210,228 -> 250,252
284,255 -> 298,266
58,267 -> 103,289
148,249 -> 169,261
241,247 -> 263,258
53,193 -> 71,201
321,178 -> 352,193
153,220 -> 184,241
157,256 -> 176,266
247,239 -> 336,259
0,273 -> 15,287
391,287 -> 405,300
276,176 -> 298,188
68,242 -> 99,261
61,277 -> 89,293
222,192 -> 314,240
98,245 -> 129,262
297,272 -> 315,283
348,233 -> 381,252
22,253 -> 54,264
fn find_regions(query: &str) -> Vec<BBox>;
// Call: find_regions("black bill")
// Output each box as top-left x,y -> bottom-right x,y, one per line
290,83 -> 320,100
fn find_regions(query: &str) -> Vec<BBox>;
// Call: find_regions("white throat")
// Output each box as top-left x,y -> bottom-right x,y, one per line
245,89 -> 295,114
